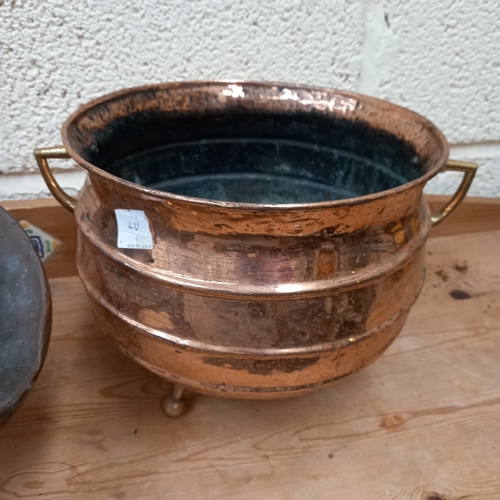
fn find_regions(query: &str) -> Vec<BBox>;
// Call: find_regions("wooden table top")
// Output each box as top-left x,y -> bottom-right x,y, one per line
1,230 -> 499,500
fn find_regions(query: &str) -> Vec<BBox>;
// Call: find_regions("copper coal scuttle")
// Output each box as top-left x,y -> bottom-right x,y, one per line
36,82 -> 477,416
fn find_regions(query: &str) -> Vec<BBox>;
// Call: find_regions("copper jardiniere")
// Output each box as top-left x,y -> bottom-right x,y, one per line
35,82 -> 476,417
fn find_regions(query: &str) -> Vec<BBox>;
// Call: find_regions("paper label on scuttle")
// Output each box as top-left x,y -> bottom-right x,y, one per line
114,209 -> 154,250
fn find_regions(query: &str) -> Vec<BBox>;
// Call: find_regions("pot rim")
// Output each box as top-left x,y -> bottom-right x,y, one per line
61,80 -> 450,211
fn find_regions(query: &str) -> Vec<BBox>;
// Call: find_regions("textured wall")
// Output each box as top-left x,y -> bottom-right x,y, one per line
1,0 -> 499,199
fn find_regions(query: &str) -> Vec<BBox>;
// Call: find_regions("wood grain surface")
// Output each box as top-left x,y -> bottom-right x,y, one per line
427,196 -> 500,237
1,230 -> 499,499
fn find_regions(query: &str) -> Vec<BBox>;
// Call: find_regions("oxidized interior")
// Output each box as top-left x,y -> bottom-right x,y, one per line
81,109 -> 423,204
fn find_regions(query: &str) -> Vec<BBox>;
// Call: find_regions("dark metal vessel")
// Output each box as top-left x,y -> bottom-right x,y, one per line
0,207 -> 51,427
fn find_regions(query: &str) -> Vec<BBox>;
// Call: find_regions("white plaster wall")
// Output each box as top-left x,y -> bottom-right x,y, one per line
0,0 -> 499,199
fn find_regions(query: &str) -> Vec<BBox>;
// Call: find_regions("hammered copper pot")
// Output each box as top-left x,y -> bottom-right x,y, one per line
35,81 -> 477,417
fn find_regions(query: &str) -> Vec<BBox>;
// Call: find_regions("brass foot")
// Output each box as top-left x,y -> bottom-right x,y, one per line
162,384 -> 186,418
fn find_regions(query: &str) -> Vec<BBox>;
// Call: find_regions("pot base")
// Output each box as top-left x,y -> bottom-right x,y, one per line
162,384 -> 187,418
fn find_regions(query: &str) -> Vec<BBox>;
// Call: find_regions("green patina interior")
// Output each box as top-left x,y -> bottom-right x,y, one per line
82,108 -> 423,204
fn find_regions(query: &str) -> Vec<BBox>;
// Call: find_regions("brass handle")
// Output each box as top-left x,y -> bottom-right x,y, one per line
431,159 -> 478,227
34,146 -> 77,214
